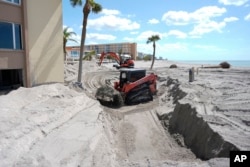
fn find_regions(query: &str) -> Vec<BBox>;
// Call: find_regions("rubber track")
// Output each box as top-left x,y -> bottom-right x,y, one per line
125,86 -> 153,105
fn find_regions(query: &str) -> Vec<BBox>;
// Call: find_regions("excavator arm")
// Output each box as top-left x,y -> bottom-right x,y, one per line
98,52 -> 134,69
98,52 -> 121,66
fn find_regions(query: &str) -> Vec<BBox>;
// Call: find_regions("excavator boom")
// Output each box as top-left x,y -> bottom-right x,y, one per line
98,52 -> 134,69
98,52 -> 120,65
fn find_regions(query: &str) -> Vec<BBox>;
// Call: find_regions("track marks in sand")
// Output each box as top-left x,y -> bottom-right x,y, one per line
83,71 -> 119,93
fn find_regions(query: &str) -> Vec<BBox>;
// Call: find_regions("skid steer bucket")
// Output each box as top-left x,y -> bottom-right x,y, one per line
95,85 -> 124,108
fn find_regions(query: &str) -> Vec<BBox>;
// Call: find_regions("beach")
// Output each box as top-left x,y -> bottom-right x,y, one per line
0,60 -> 249,166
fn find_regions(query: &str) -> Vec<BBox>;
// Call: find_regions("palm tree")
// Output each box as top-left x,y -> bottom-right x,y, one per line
63,27 -> 78,60
83,50 -> 96,61
146,35 -> 160,69
70,0 -> 102,84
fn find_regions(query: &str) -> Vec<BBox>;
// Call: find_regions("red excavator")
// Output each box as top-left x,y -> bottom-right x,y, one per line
98,52 -> 134,69
95,68 -> 157,107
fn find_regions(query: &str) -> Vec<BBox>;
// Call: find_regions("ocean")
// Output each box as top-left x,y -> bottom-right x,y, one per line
176,60 -> 250,68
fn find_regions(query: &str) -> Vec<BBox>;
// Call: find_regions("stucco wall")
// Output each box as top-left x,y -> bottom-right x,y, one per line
26,0 -> 63,86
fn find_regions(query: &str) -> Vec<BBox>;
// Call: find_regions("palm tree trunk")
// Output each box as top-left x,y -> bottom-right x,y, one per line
150,42 -> 156,69
77,0 -> 90,83
63,38 -> 66,61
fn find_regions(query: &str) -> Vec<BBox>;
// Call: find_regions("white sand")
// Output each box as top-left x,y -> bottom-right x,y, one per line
0,59 -> 249,166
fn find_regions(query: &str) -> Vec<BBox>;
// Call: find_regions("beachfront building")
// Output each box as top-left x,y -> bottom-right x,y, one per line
0,0 -> 63,89
66,42 -> 138,60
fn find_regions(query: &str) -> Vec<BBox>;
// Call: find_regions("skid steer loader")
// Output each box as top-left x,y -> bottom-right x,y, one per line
95,68 -> 157,107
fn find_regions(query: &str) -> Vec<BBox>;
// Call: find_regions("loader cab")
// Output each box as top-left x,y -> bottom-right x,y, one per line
119,69 -> 146,88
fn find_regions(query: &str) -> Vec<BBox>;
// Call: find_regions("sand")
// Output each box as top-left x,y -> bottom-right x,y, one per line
0,59 -> 249,167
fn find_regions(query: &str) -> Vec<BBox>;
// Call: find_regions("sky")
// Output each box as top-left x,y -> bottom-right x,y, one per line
63,0 -> 250,61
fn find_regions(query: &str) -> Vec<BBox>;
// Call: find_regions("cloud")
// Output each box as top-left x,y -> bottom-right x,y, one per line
88,15 -> 140,31
193,6 -> 227,19
218,0 -> 249,6
130,31 -> 139,35
162,11 -> 191,25
101,9 -> 120,15
148,18 -> 160,24
63,25 -> 74,33
189,16 -> 238,37
136,30 -> 187,41
64,26 -> 116,44
162,6 -> 226,26
86,33 -> 116,41
245,13 -> 250,21
189,21 -> 226,37
167,30 -> 187,38
162,6 -> 232,37
137,42 -> 189,59
224,17 -> 239,22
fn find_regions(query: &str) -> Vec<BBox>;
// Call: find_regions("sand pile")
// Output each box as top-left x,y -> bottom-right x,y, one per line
0,83 -> 106,166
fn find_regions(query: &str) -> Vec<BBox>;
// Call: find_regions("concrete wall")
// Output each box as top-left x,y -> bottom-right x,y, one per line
26,0 -> 63,86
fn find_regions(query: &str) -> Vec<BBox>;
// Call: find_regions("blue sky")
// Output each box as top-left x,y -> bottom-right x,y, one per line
63,0 -> 250,60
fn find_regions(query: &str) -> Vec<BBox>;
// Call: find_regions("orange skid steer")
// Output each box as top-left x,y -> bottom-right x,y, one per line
95,68 -> 157,107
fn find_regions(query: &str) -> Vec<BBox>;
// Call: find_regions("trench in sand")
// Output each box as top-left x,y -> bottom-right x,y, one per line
102,103 -> 201,165
158,77 -> 239,160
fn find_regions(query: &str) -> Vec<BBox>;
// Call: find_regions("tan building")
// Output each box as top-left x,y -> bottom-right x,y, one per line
66,42 -> 138,60
0,0 -> 63,89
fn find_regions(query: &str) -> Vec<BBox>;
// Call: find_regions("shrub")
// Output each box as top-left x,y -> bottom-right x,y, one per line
219,61 -> 231,69
170,64 -> 177,68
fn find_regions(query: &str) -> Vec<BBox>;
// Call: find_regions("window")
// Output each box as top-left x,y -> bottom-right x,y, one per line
95,45 -> 99,53
14,24 -> 22,49
71,50 -> 79,57
106,45 -> 110,52
4,0 -> 21,5
0,22 -> 22,50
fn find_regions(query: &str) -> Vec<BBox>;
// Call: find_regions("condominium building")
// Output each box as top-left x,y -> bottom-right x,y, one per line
66,42 -> 138,60
0,0 -> 63,89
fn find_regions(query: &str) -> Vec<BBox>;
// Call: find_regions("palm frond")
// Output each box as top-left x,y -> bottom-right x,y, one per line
91,2 -> 102,13
70,0 -> 82,7
63,27 -> 77,42
83,50 -> 96,61
146,35 -> 160,44
68,38 -> 78,43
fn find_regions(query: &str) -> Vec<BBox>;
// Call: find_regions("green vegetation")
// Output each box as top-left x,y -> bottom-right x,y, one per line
83,50 -> 96,61
143,55 -> 152,61
63,27 -> 78,60
220,61 -> 231,69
